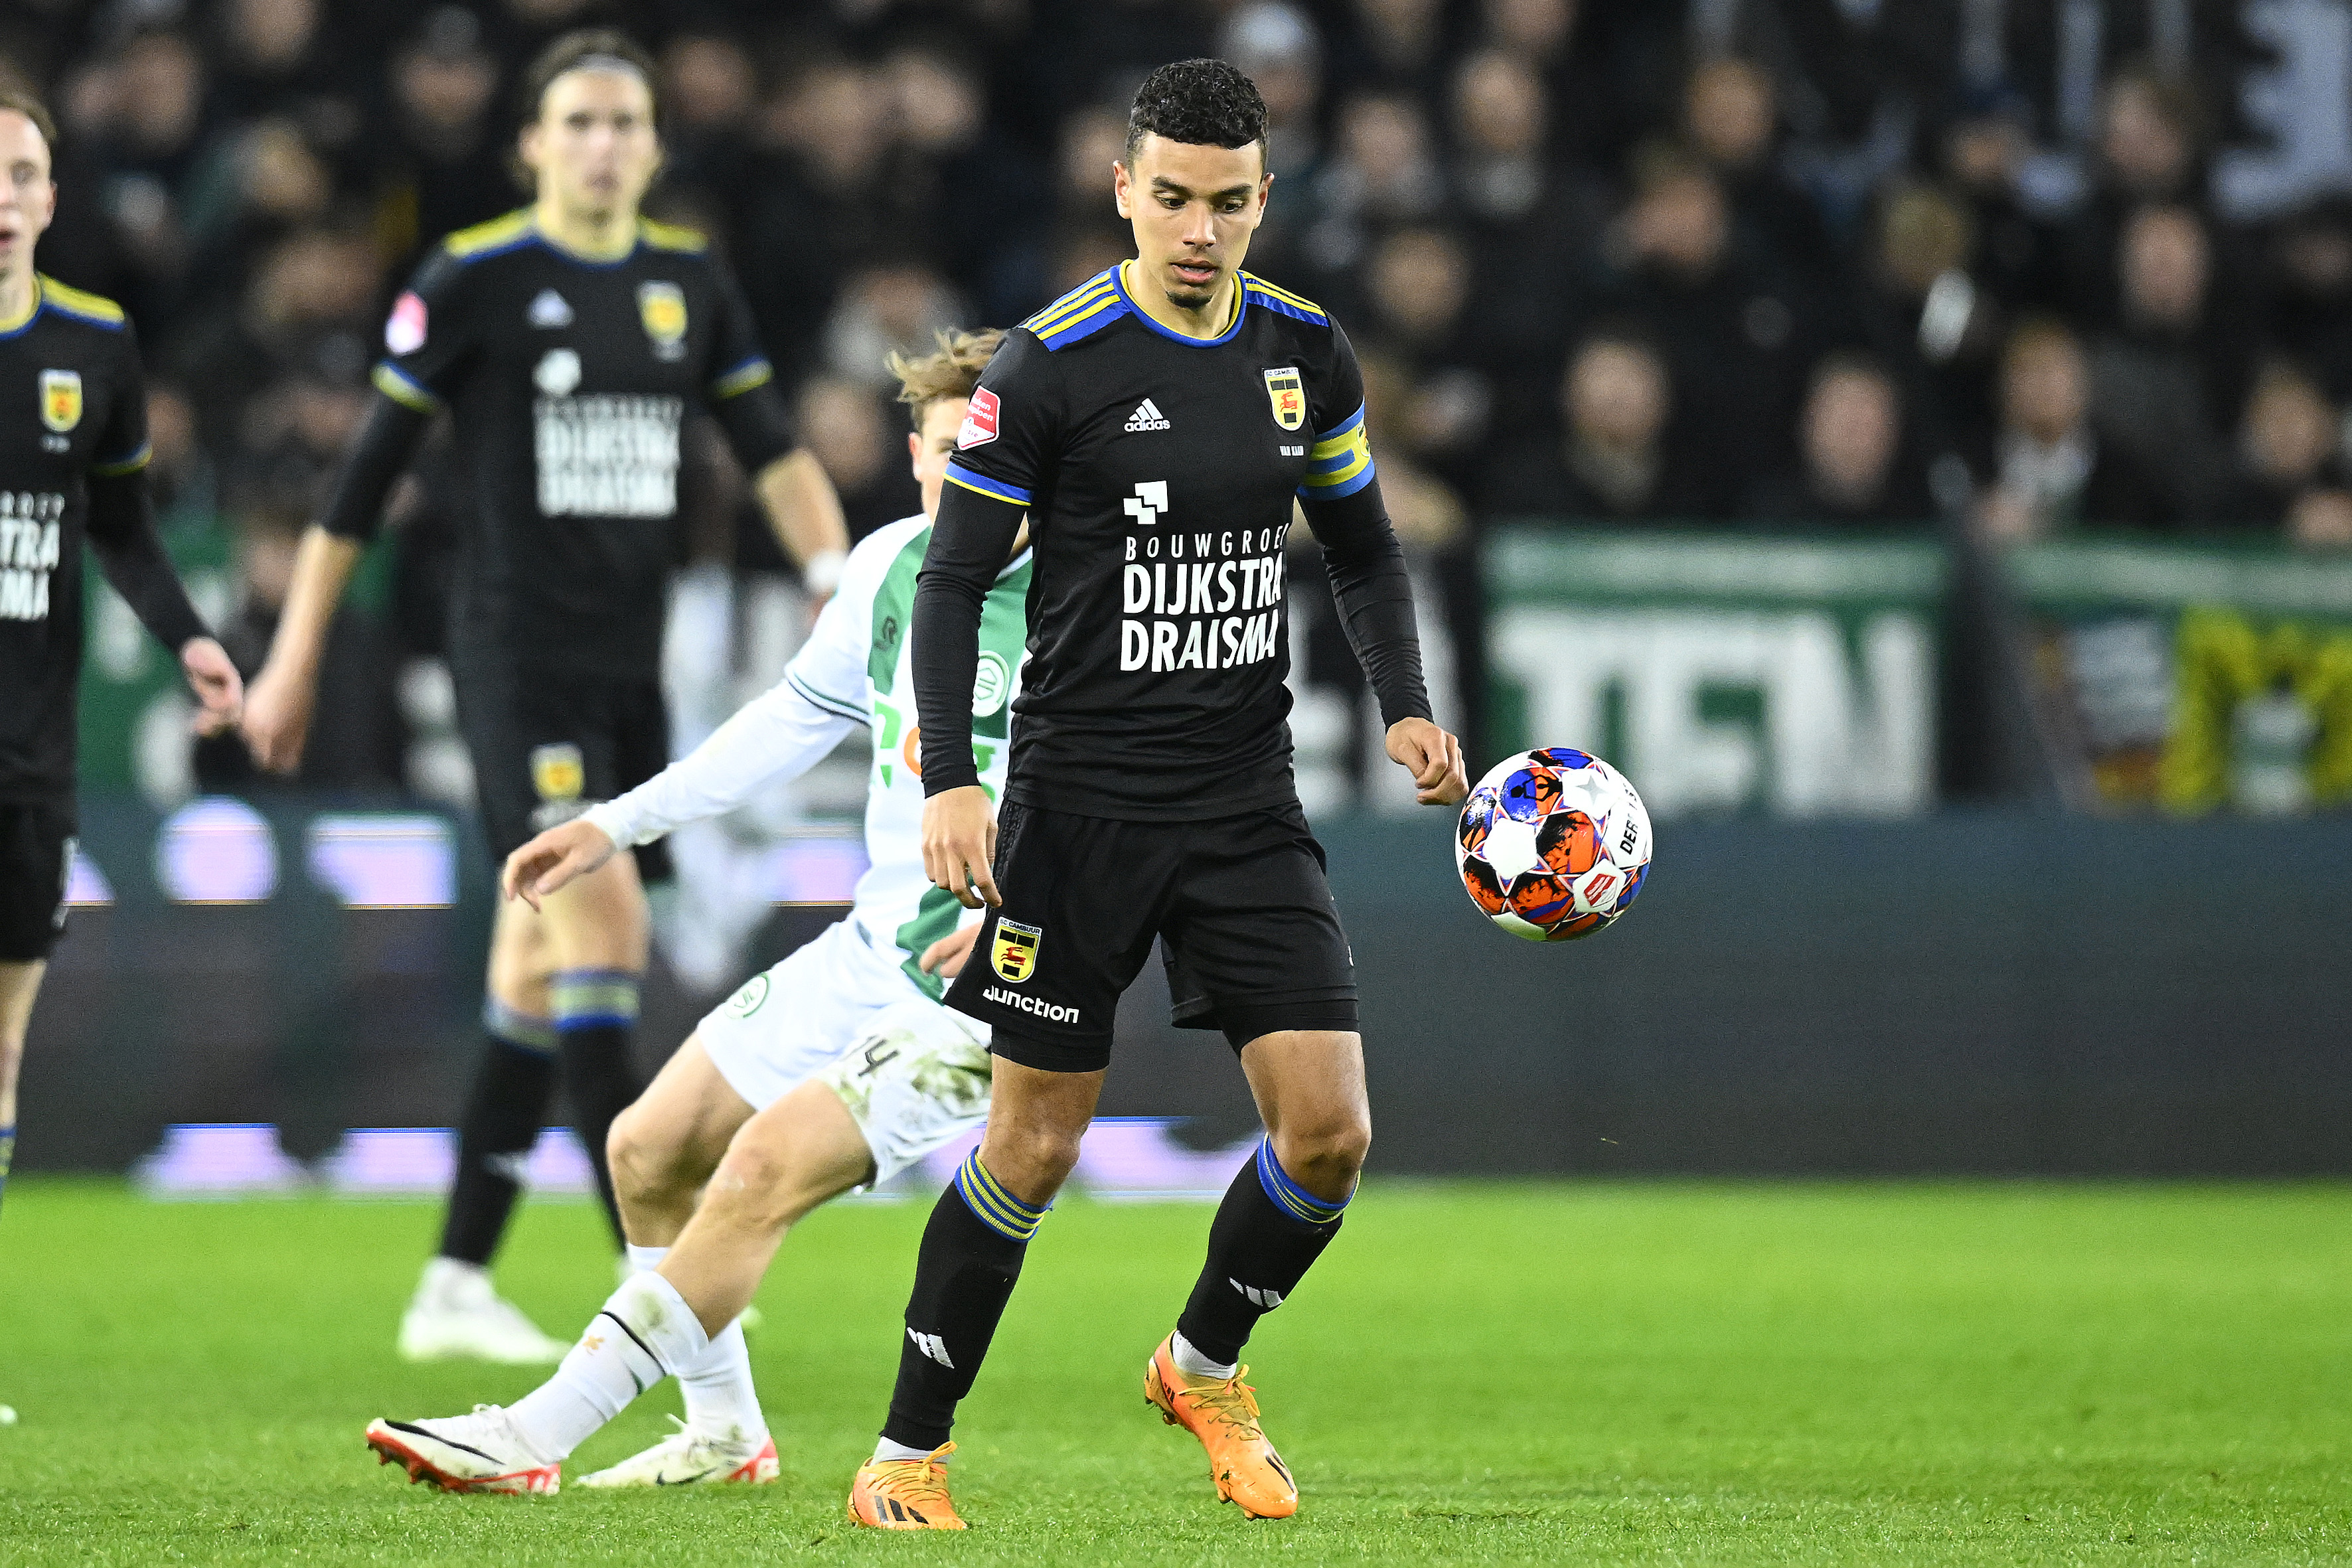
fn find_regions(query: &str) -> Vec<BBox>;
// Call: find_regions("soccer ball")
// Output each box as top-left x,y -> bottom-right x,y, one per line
1456,747 -> 1652,941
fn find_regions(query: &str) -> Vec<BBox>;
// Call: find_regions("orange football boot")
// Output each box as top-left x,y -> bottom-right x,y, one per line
1144,1335 -> 1298,1519
846,1441 -> 966,1529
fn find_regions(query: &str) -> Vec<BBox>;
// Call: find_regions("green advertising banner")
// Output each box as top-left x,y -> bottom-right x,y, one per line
2004,538 -> 2352,815
1483,526 -> 1947,819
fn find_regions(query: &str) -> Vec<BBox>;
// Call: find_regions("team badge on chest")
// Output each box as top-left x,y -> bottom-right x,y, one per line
637,281 -> 688,360
39,370 -> 81,433
990,917 -> 1042,984
1264,366 -> 1304,431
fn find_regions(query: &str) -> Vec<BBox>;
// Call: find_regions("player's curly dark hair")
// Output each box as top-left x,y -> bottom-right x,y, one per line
1125,58 -> 1268,164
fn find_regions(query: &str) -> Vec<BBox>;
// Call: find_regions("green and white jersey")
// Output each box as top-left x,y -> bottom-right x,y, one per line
588,514 -> 1032,998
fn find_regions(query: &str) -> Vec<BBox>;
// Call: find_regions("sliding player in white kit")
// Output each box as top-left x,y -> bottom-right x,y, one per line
366,331 -> 1030,1492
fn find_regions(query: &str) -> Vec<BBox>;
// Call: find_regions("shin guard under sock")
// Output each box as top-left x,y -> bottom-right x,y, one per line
1174,1137 -> 1350,1368
507,1270 -> 710,1462
550,969 -> 645,1250
438,1014 -> 558,1266
879,1152 -> 1046,1452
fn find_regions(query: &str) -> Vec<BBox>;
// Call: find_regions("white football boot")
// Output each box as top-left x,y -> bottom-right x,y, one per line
398,1259 -> 569,1364
366,1405 -> 560,1494
576,1415 -> 779,1488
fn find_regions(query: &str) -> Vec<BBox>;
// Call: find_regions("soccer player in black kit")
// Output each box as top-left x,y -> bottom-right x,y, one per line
240,33 -> 848,1364
847,60 -> 1468,1529
0,88 -> 242,1244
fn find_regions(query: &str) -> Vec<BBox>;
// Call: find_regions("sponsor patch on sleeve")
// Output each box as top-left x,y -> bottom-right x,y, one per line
385,292 -> 427,356
957,386 -> 999,449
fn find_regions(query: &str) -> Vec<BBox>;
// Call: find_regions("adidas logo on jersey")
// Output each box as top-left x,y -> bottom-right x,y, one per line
1124,398 -> 1170,433
528,289 -> 574,328
907,1328 -> 954,1368
1229,1279 -> 1285,1310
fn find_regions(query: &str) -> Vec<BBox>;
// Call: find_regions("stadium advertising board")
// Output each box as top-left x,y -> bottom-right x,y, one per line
2005,539 -> 2352,814
1482,526 -> 1945,818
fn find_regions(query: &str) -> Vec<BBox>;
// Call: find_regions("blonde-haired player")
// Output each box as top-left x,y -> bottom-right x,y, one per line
366,329 -> 1035,1494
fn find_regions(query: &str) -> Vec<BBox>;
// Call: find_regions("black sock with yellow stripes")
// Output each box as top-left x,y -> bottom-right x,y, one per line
879,1150 -> 1048,1453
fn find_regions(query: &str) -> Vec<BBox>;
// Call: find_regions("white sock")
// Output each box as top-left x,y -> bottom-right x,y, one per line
1170,1330 -> 1237,1382
621,1243 -> 766,1443
507,1272 -> 710,1461
873,1437 -> 945,1464
417,1256 -> 491,1306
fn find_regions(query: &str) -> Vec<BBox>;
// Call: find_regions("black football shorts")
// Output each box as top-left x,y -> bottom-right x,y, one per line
945,799 -> 1359,1073
451,653 -> 674,883
0,798 -> 74,961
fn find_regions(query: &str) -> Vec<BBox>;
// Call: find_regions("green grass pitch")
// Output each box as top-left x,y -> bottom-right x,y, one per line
2,1179 -> 2347,1565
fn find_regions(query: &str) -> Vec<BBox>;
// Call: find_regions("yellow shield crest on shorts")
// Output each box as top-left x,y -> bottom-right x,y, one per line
530,742 -> 584,803
637,281 -> 687,349
990,918 -> 1042,984
40,370 -> 81,433
1264,366 -> 1304,431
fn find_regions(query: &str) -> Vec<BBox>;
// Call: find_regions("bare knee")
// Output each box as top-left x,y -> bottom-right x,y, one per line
979,1119 -> 1085,1204
1272,1111 -> 1372,1198
606,1104 -> 697,1206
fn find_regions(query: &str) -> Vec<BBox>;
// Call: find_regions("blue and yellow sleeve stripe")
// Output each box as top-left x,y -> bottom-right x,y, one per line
710,355 -> 773,399
90,441 -> 151,477
1241,273 -> 1328,326
37,276 -> 127,329
1296,403 -> 1373,501
955,1150 -> 1049,1243
372,360 -> 441,414
944,457 -> 1032,507
1022,269 -> 1129,350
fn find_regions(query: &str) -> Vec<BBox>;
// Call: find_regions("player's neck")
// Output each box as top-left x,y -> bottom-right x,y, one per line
532,196 -> 638,263
0,266 -> 37,331
1121,260 -> 1237,341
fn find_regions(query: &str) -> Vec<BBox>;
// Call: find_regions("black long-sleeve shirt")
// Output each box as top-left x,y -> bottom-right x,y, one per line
913,265 -> 1429,820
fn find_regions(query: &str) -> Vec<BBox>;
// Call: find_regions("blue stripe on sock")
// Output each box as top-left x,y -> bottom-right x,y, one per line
482,998 -> 557,1053
1255,1137 -> 1350,1225
952,1151 -> 1047,1243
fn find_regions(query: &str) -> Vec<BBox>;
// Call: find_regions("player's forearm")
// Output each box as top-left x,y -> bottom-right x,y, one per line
317,393 -> 430,546
1306,479 -> 1433,726
754,449 -> 850,595
260,528 -> 363,686
910,488 -> 1022,797
586,678 -> 856,848
85,473 -> 208,653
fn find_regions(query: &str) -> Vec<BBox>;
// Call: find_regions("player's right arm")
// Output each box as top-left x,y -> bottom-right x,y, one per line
910,334 -> 1051,908
506,529 -> 890,906
244,251 -> 474,773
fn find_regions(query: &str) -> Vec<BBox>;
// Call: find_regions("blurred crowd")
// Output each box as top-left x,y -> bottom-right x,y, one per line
27,0 -> 2352,800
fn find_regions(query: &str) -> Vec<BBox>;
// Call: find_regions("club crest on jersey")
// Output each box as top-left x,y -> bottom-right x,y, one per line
1265,366 -> 1304,431
973,651 -> 1010,716
637,281 -> 687,360
530,743 -> 584,803
958,386 -> 999,448
38,370 -> 80,433
385,291 -> 427,354
990,918 -> 1042,984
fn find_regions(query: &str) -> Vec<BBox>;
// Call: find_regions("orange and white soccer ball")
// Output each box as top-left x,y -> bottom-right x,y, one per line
1456,747 -> 1652,941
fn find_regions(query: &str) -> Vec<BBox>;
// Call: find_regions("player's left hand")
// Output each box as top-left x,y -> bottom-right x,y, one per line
919,924 -> 983,979
181,637 -> 244,737
1386,716 -> 1468,807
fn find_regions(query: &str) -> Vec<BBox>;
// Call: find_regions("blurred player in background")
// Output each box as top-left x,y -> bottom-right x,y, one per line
363,329 -> 1036,1494
0,87 -> 242,1245
240,31 -> 848,1364
845,60 -> 1465,1530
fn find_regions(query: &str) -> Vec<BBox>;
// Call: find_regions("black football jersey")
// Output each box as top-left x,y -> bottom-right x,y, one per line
939,266 -> 1378,821
0,278 -> 154,802
365,210 -> 792,676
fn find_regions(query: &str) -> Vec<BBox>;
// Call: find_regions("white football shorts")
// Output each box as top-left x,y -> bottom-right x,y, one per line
696,917 -> 992,1184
